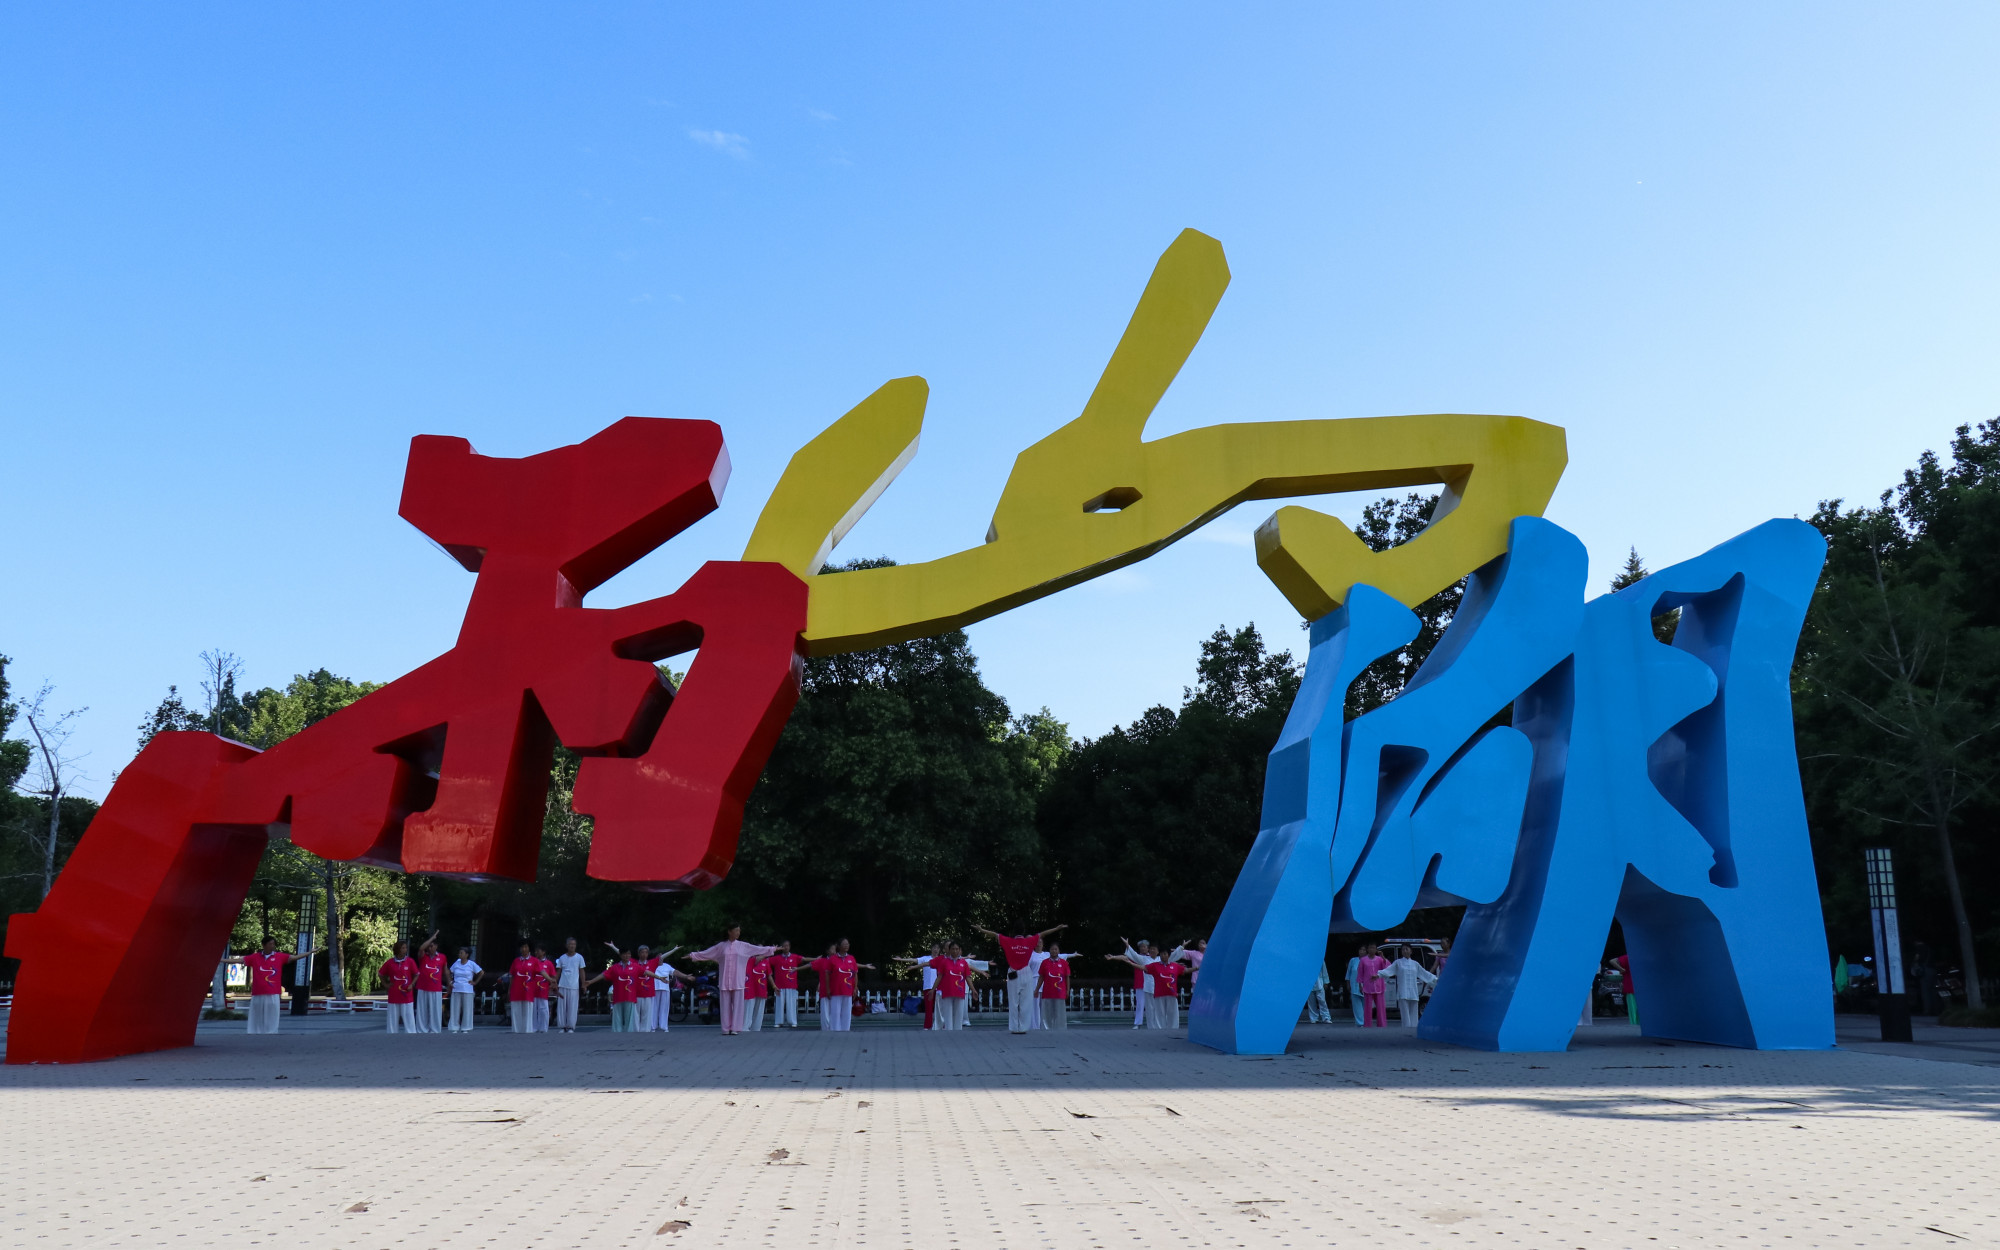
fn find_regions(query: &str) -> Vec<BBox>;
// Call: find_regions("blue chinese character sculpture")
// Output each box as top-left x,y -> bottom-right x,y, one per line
1191,516 -> 1831,1054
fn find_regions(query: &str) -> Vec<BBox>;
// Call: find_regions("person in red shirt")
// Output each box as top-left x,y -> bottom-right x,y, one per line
928,942 -> 991,1032
976,923 -> 1068,1035
414,936 -> 448,1033
1035,940 -> 1075,1031
377,941 -> 420,1034
633,944 -> 666,1034
808,940 -> 876,1033
228,936 -> 322,1035
742,952 -> 772,1032
504,942 -> 544,1034
1143,954 -> 1186,1030
767,941 -> 807,1029
529,944 -> 557,1033
586,950 -> 642,1031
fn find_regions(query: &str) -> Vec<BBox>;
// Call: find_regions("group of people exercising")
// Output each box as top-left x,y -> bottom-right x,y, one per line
228,922 -> 1211,1036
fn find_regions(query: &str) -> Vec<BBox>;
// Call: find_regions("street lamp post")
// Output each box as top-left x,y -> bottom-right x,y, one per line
1866,847 -> 1912,1043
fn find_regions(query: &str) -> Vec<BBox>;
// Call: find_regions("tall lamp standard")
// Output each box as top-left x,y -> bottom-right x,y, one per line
1866,847 -> 1912,1043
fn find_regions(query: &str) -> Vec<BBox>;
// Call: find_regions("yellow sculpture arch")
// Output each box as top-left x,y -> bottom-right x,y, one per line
744,229 -> 1568,653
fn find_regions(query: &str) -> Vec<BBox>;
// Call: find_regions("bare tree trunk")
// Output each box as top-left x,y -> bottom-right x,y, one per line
1930,811 -> 1985,1010
324,865 -> 348,1000
41,785 -> 60,900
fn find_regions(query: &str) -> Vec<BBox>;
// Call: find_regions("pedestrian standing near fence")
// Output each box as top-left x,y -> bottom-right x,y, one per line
1344,946 -> 1366,1026
688,926 -> 781,1036
743,951 -> 772,1032
586,949 -> 642,1031
229,936 -> 320,1035
553,937 -> 586,1033
928,943 -> 987,1031
1037,940 -> 1074,1030
811,940 -> 875,1032
531,944 -> 556,1033
1108,939 -> 1156,1029
416,937 -> 447,1033
768,941 -> 805,1029
650,950 -> 690,1032
448,948 -> 484,1033
894,944 -> 946,1029
506,942 -> 541,1034
1142,950 -> 1186,1029
1379,944 -> 1436,1028
1304,960 -> 1333,1025
1356,944 -> 1390,1028
976,923 -> 1066,1035
378,941 -> 419,1034
632,945 -> 664,1033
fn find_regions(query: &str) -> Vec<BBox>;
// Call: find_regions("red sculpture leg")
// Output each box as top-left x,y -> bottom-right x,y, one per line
577,561 -> 808,888
2,734 -> 266,1064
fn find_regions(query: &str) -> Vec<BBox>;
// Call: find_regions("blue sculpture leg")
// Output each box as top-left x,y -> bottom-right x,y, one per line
1190,588 -> 1413,1055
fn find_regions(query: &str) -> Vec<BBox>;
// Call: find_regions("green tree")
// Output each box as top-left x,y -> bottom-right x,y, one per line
1346,493 -> 1464,717
1038,624 -> 1299,959
1799,426 -> 2000,1009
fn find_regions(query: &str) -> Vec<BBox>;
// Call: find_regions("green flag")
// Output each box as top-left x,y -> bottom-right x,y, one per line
1834,956 -> 1850,992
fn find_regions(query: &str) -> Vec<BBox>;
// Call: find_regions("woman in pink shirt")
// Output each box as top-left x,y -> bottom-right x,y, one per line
687,926 -> 780,1036
1356,944 -> 1391,1028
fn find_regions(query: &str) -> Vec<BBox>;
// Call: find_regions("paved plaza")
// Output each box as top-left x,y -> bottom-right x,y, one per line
3,1012 -> 1998,1249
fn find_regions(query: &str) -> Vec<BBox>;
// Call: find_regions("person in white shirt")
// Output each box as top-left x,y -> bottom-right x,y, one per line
650,950 -> 690,1032
1344,946 -> 1366,1026
1380,945 -> 1437,1028
1107,940 -> 1155,1029
893,944 -> 946,1030
447,949 -> 485,1033
552,937 -> 587,1033
1304,961 -> 1333,1024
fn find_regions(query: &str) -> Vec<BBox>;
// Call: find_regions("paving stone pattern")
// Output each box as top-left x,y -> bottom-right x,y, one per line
3,1016 -> 1997,1248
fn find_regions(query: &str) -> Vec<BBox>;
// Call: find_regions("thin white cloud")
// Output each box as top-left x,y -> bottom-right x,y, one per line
687,128 -> 750,160
807,108 -> 837,122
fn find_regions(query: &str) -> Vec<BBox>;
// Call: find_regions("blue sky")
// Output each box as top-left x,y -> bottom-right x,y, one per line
4,4 -> 1996,798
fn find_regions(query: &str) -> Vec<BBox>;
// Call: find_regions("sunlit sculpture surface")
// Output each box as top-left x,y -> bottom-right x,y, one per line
1191,517 -> 1831,1054
6,226 -> 1824,1066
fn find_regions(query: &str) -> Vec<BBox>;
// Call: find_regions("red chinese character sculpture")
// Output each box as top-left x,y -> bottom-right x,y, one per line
4,418 -> 806,1063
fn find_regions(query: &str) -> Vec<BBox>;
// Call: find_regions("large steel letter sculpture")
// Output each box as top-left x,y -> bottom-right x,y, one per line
6,226 -> 1825,1065
1191,517 -> 1831,1054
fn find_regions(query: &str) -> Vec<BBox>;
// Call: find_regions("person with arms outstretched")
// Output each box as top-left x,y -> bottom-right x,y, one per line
687,926 -> 780,1036
227,936 -> 322,1035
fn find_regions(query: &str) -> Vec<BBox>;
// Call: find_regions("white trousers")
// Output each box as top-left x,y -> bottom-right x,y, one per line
533,998 -> 550,1032
821,995 -> 852,1030
556,986 -> 579,1030
1006,975 -> 1035,1033
773,988 -> 798,1027
1303,987 -> 1331,1024
510,1001 -> 532,1033
1132,988 -> 1148,1028
746,998 -> 766,1031
385,1001 -> 416,1033
247,994 -> 281,1034
449,991 -> 475,1032
932,996 -> 968,1030
1399,997 -> 1421,1027
637,997 -> 657,1032
1347,983 -> 1364,1026
648,991 -> 671,1031
1039,998 -> 1067,1030
417,990 -> 443,1033
1145,996 -> 1180,1030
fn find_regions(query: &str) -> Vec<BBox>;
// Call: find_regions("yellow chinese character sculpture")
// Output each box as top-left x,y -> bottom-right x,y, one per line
744,229 -> 1568,648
